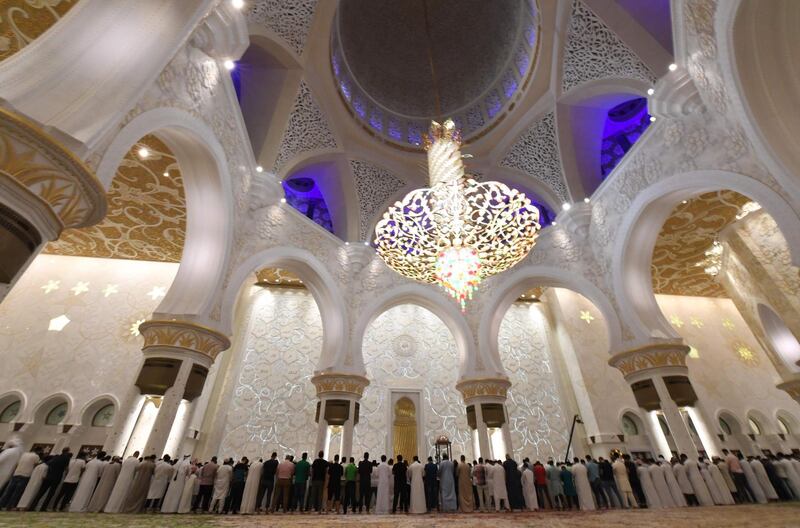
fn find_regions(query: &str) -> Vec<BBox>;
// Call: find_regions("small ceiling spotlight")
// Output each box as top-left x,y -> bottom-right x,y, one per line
231,0 -> 245,9
162,171 -> 169,177
345,242 -> 350,246
256,165 -> 263,173
280,197 -> 286,203
649,116 -> 657,122
552,221 -> 557,226
224,60 -> 235,71
583,197 -> 590,203
137,147 -> 149,159
562,203 -> 571,211
668,63 -> 677,72
647,88 -> 655,96
681,200 -> 688,205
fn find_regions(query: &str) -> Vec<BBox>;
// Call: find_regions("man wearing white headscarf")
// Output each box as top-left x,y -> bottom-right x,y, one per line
749,457 -> 777,501
648,460 -> 675,507
162,455 -> 191,513
570,458 -> 592,511
104,451 -> 140,513
660,457 -> 686,507
69,451 -> 107,512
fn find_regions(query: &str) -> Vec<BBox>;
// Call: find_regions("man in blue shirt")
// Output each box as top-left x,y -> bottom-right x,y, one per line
585,455 -> 607,508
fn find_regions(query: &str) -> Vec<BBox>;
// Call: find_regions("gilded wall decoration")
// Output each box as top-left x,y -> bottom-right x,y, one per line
651,190 -> 751,297
139,320 -> 230,362
45,135 -> 186,262
254,267 -> 303,288
354,304 -> 473,460
0,0 -> 77,61
310,373 -> 369,397
609,344 -> 689,378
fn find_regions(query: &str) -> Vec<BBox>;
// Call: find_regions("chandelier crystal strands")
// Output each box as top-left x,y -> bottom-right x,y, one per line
374,119 -> 541,310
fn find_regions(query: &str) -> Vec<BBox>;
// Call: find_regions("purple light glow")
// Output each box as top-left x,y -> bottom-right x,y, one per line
600,97 -> 651,178
282,172 -> 334,233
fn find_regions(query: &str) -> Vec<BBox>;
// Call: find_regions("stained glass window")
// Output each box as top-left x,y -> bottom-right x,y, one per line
622,414 -> 639,436
0,401 -> 20,423
92,404 -> 115,427
45,402 -> 67,425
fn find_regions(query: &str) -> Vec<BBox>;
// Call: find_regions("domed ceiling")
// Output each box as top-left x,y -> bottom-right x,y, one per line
332,0 -> 539,146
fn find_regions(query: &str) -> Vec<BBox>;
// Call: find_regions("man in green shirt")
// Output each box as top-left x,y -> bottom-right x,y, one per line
343,457 -> 358,514
293,452 -> 311,511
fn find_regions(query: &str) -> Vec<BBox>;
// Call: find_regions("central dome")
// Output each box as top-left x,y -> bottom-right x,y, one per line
332,0 -> 539,147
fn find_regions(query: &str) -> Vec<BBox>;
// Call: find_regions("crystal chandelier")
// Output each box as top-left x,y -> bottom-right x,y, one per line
374,119 -> 541,309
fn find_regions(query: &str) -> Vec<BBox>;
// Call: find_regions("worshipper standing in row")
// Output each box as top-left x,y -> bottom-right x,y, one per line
306,451 -> 327,512
210,458 -> 232,513
490,459 -> 510,511
122,454 -> 155,513
326,454 -> 343,512
612,454 -> 637,508
570,458 -> 593,511
53,451 -> 86,511
33,447 -> 72,511
88,456 -> 120,512
0,438 -> 23,501
194,455 -> 217,512
271,455 -> 294,513
17,456 -> 48,510
545,460 -> 563,509
104,451 -> 139,512
521,460 -> 539,511
424,456 -> 438,512
409,455 -> 426,513
146,454 -> 174,512
240,456 -> 262,513
69,450 -> 105,512
472,458 -> 487,511
375,455 -> 391,514
342,457 -> 358,514
457,455 -> 473,512
356,452 -> 372,513
560,463 -> 577,509
504,454 -> 524,511
438,454 -> 456,512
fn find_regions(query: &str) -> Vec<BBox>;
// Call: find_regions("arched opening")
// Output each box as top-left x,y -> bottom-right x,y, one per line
717,411 -> 750,455
74,397 -> 117,456
758,304 -> 800,372
355,303 -> 471,460
27,395 -> 71,454
233,33 -> 302,166
556,79 -> 651,197
200,247 -> 346,460
775,411 -> 800,451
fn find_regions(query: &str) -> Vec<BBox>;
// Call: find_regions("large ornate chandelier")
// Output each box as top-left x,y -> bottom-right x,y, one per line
374,119 -> 541,310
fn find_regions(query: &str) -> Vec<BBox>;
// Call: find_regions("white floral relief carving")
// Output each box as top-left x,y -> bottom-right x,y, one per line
349,159 -> 406,241
218,288 -> 323,459
561,0 -> 656,93
500,112 -> 569,202
354,305 -> 474,460
500,303 -> 570,461
247,0 -> 318,57
273,80 -> 338,173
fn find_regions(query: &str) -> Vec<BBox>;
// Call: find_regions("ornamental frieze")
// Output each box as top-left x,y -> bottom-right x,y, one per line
310,373 -> 370,397
139,320 -> 231,361
455,377 -> 512,402
609,344 -> 690,379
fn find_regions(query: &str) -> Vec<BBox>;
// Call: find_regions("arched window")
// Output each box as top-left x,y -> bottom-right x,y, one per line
621,413 -> 639,436
777,417 -> 792,435
748,417 -> 762,435
0,400 -> 20,423
91,404 -> 115,427
45,402 -> 67,425
719,417 -> 733,435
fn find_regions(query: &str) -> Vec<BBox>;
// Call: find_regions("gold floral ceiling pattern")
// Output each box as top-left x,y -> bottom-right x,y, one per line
0,0 -> 77,62
45,135 -> 186,263
651,190 -> 751,298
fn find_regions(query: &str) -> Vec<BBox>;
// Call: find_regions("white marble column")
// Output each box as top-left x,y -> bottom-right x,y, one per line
473,403 -> 491,460
652,376 -> 699,459
143,358 -> 193,457
310,373 -> 370,462
315,399 -> 329,456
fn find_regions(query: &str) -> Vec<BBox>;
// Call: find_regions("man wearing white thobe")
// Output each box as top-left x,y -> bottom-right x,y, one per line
408,456 -> 426,514
750,457 -> 777,500
492,461 -> 510,511
673,459 -> 697,506
612,456 -> 636,508
104,451 -> 140,513
571,459 -> 593,511
740,456 -> 766,503
240,458 -> 262,514
69,452 -> 107,512
162,455 -> 191,513
375,456 -> 391,514
146,455 -> 174,511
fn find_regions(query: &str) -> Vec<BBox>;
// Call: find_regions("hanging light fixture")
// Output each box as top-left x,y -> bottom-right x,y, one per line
374,120 -> 541,309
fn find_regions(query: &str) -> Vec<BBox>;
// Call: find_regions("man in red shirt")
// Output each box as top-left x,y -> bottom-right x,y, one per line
533,461 -> 551,509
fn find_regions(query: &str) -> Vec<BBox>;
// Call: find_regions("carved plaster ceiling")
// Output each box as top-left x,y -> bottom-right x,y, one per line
651,190 -> 752,298
0,0 -> 77,62
44,135 -> 186,263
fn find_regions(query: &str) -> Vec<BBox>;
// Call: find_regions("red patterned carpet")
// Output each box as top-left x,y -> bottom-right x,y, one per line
0,505 -> 798,527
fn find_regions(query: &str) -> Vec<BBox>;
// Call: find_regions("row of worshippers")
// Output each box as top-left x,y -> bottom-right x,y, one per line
1,438 -> 800,515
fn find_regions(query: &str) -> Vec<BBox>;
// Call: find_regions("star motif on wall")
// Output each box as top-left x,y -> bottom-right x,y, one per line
146,286 -> 166,300
130,319 -> 146,337
690,316 -> 704,328
579,310 -> 595,324
669,315 -> 684,328
735,343 -> 759,366
41,280 -> 60,294
70,281 -> 90,296
102,284 -> 119,297
722,318 -> 735,330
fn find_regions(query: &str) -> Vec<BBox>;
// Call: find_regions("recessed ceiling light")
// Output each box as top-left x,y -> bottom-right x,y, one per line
552,221 -> 557,226
647,88 -> 655,96
224,60 -> 235,71
137,147 -> 149,159
231,0 -> 244,8
162,171 -> 169,177
681,200 -> 688,204
668,63 -> 677,71
280,198 -> 286,203
649,116 -> 657,122
562,203 -> 571,211
583,197 -> 590,203
256,165 -> 263,173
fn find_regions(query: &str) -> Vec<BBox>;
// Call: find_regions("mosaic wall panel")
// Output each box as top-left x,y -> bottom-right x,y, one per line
499,303 -> 570,461
218,288 -> 323,459
354,304 -> 473,460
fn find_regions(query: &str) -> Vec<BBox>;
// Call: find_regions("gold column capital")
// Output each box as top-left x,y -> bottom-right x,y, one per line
0,107 -> 106,231
608,343 -> 690,381
139,319 -> 231,362
310,372 -> 370,398
456,377 -> 511,403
